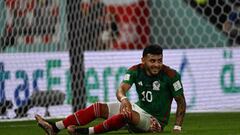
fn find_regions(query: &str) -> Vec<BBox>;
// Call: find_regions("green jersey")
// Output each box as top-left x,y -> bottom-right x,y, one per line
122,64 -> 184,127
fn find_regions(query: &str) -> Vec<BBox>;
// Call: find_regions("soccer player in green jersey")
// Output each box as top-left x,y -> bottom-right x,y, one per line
35,45 -> 186,135
117,45 -> 186,133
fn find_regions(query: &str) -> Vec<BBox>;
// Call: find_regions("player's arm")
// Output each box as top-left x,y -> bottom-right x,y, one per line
117,65 -> 137,119
116,82 -> 132,118
173,94 -> 186,133
116,82 -> 131,102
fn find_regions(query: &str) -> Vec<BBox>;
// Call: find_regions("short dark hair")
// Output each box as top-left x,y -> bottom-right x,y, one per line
142,45 -> 163,57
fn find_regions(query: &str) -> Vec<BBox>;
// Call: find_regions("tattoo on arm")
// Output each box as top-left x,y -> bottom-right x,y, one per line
174,94 -> 186,126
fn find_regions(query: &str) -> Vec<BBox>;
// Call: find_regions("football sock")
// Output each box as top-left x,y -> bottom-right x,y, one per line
73,114 -> 127,134
62,102 -> 103,128
93,113 -> 127,134
55,121 -> 65,130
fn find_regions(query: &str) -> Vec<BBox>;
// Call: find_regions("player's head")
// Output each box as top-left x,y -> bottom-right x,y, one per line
142,45 -> 163,76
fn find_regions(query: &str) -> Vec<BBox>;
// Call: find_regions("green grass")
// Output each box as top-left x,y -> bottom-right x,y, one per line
0,112 -> 240,135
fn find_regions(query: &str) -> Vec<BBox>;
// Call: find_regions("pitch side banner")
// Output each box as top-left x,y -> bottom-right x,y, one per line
0,53 -> 72,119
0,48 -> 240,120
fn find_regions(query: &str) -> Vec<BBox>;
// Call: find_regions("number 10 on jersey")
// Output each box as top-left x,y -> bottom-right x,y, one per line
141,91 -> 153,102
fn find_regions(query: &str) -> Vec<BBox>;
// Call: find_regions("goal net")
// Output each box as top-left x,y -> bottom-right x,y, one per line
0,0 -> 240,120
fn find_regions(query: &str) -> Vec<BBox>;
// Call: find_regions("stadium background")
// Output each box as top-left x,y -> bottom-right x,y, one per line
0,0 -> 240,134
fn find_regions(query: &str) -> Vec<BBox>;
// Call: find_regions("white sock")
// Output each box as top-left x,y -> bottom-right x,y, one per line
89,127 -> 94,134
55,121 -> 65,130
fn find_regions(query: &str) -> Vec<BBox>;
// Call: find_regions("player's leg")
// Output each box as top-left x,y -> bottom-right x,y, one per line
61,102 -> 109,127
67,102 -> 141,134
35,102 -> 108,135
67,113 -> 129,134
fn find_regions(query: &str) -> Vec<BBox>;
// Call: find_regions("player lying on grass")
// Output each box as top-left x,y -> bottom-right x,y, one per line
35,45 -> 186,135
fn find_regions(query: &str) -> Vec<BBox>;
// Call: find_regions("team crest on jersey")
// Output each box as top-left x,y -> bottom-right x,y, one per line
152,81 -> 160,91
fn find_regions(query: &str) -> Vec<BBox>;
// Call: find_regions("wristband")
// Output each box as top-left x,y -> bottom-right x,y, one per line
173,125 -> 182,131
120,96 -> 128,102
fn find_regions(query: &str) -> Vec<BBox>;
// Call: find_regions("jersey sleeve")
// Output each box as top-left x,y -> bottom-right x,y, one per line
169,71 -> 184,97
122,69 -> 136,85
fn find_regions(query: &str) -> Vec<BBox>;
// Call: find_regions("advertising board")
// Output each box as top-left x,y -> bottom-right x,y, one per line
0,48 -> 240,120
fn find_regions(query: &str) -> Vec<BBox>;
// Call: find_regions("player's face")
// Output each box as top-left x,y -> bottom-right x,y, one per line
142,54 -> 163,76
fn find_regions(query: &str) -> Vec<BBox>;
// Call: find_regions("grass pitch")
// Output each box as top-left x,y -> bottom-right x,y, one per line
0,112 -> 239,135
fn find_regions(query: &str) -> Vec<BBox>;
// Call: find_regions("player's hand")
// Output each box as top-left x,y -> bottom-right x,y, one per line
149,117 -> 162,133
120,98 -> 132,120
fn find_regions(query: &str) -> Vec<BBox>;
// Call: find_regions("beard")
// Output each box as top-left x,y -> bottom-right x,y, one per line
145,66 -> 161,76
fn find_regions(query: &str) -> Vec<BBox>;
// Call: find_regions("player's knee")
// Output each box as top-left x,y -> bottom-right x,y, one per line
93,102 -> 109,118
118,112 -> 136,124
114,113 -> 128,124
129,111 -> 140,125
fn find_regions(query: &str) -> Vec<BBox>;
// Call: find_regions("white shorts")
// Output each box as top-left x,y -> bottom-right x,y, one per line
106,102 -> 152,132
